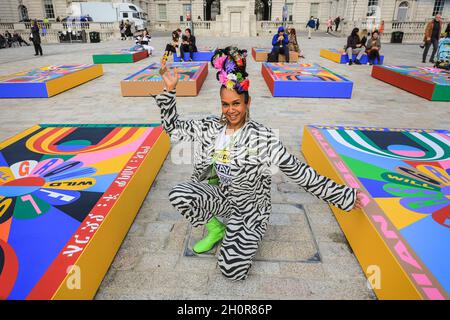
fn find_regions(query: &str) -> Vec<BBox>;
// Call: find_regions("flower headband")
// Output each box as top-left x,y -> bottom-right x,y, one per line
211,47 -> 249,94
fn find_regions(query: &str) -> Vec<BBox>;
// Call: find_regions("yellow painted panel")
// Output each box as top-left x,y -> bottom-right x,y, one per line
45,65 -> 103,97
301,126 -> 423,300
51,131 -> 170,299
320,49 -> 342,63
375,198 -> 428,230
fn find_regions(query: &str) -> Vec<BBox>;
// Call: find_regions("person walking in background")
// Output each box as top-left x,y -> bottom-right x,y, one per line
30,20 -> 43,56
326,17 -> 333,33
306,16 -> 316,39
315,18 -> 320,31
120,20 -> 126,40
334,16 -> 341,32
378,20 -> 385,36
125,20 -> 132,40
422,15 -> 442,63
345,27 -> 364,65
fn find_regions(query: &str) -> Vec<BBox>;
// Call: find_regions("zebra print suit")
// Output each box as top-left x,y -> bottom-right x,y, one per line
154,90 -> 357,281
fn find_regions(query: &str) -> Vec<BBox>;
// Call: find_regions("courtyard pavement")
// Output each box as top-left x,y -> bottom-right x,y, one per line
0,31 -> 448,300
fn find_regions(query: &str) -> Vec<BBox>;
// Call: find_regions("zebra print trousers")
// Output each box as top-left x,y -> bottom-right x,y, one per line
169,181 -> 266,281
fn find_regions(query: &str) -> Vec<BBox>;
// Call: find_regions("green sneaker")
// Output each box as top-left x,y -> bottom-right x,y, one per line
192,217 -> 226,254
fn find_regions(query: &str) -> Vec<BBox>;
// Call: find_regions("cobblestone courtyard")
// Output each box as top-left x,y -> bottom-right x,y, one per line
0,32 -> 448,299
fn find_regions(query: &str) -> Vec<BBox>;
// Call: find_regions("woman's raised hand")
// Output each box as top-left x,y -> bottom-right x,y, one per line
160,60 -> 179,92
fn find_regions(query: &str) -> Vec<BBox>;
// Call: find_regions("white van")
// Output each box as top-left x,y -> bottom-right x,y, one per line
68,1 -> 148,30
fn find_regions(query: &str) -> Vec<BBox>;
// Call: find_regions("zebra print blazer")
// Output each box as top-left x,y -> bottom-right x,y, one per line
154,90 -> 357,215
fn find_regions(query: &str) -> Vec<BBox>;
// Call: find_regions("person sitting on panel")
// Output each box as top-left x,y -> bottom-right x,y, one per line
345,27 -> 365,65
287,27 -> 303,59
365,30 -> 382,65
270,26 -> 289,63
180,28 -> 197,62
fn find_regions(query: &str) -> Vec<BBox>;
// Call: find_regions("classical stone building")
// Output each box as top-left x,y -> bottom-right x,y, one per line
150,0 -> 450,27
1,0 -> 449,24
0,0 -> 151,22
0,0 -> 448,42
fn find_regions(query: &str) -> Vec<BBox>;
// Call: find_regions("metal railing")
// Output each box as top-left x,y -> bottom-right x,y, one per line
0,22 -> 120,44
0,23 -> 15,30
391,21 -> 427,31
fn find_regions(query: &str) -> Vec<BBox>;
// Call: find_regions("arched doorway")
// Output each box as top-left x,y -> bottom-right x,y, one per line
396,1 -> 409,21
254,0 -> 271,21
205,0 -> 220,21
18,5 -> 29,21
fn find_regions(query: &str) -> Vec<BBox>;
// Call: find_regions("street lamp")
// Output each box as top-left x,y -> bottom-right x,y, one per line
203,0 -> 207,21
190,0 -> 194,35
352,0 -> 357,26
282,0 -> 288,28
268,0 -> 272,21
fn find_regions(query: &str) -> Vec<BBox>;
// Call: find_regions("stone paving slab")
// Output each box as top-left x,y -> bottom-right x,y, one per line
1,34 -> 448,300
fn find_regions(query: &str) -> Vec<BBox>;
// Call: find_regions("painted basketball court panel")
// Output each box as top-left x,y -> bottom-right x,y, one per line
320,48 -> 384,64
262,63 -> 353,98
121,62 -> 208,96
0,65 -> 103,98
302,125 -> 450,300
0,124 -> 170,299
92,49 -> 148,64
371,65 -> 450,101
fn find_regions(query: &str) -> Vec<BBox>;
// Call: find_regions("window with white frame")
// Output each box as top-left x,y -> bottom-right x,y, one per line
396,1 -> 409,21
183,4 -> 192,21
287,3 -> 294,21
432,0 -> 445,16
310,3 -> 319,18
158,3 -> 167,21
367,0 -> 379,17
43,0 -> 55,19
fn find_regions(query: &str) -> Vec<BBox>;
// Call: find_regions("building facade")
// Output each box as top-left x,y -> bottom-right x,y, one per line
1,0 -> 449,42
148,0 -> 450,26
0,0 -> 151,22
1,0 -> 449,24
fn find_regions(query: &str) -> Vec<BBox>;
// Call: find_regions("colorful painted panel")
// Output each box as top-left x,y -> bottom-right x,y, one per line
0,124 -> 170,299
0,65 -> 96,83
372,65 -> 450,101
0,65 -> 103,98
92,49 -> 148,64
302,125 -> 450,300
320,48 -> 384,64
262,63 -> 353,98
121,62 -> 208,96
173,46 -> 216,62
378,66 -> 450,86
252,47 -> 298,62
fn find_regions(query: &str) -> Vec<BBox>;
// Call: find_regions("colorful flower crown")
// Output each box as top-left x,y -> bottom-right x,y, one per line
211,47 -> 249,94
